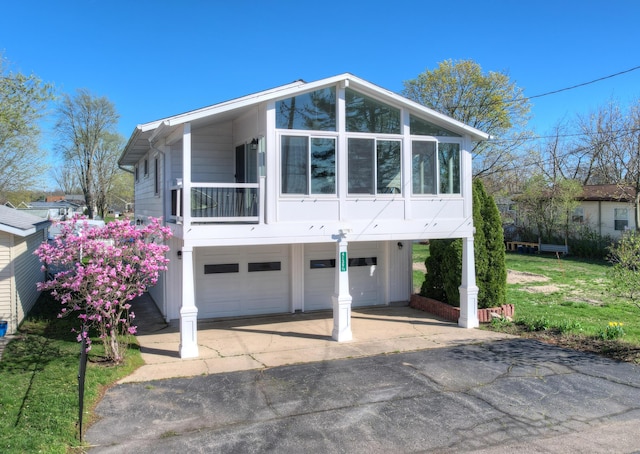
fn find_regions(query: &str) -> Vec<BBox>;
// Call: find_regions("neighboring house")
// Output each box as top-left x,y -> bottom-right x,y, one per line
576,184 -> 637,238
19,200 -> 84,221
0,205 -> 50,334
119,73 -> 489,358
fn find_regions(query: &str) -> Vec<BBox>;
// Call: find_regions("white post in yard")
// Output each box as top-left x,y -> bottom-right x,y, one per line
179,246 -> 199,358
332,229 -> 353,341
458,235 -> 479,328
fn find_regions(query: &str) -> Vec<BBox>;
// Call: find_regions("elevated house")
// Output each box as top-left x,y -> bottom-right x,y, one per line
119,74 -> 489,358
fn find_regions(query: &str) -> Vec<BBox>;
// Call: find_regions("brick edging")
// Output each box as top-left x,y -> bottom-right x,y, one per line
409,294 -> 514,323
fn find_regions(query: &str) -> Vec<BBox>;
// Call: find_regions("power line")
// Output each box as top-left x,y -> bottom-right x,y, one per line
527,65 -> 640,100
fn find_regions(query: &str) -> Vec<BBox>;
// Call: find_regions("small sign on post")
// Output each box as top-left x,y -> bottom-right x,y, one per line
340,251 -> 347,272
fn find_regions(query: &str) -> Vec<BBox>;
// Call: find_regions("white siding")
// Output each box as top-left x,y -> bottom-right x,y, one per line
14,231 -> 45,331
580,200 -> 637,238
0,232 -> 12,332
135,150 -> 164,220
0,230 -> 45,334
191,122 -> 234,183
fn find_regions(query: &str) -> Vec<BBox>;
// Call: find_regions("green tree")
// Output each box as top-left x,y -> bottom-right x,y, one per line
0,57 -> 54,200
55,89 -> 120,218
402,59 -> 532,181
421,180 -> 506,309
607,230 -> 640,306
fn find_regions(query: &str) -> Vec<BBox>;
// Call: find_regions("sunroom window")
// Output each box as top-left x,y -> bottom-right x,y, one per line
281,135 -> 336,194
410,115 -> 461,137
439,143 -> 461,194
345,89 -> 400,134
412,141 -> 437,194
348,138 -> 401,194
276,87 -> 336,131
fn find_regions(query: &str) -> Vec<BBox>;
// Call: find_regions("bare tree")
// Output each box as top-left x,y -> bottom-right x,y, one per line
51,164 -> 80,194
92,132 -> 125,218
55,89 -> 119,218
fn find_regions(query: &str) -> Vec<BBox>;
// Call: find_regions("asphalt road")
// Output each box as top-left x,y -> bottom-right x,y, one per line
86,338 -> 640,453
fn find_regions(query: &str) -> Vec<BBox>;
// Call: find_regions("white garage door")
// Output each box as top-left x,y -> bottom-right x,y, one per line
195,245 -> 290,318
304,241 -> 383,311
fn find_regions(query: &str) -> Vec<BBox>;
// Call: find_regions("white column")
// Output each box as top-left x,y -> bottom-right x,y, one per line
332,230 -> 353,341
179,246 -> 199,358
458,235 -> 479,328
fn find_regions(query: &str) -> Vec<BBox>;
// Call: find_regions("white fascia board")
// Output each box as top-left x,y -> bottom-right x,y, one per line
0,224 -> 36,237
345,76 -> 490,141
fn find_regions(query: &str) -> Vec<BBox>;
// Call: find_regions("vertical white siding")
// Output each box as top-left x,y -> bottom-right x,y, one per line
14,231 -> 45,331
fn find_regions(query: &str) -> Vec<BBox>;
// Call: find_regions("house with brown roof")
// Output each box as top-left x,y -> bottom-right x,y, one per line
575,184 -> 637,237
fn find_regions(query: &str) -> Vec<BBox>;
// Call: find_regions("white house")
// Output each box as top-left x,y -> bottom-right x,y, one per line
575,184 -> 637,237
0,205 -> 50,334
119,73 -> 489,358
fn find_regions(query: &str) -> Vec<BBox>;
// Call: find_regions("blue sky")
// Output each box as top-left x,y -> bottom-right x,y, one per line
1,0 -> 639,152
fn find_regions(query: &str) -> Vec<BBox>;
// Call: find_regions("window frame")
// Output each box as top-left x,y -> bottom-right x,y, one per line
278,132 -> 338,197
614,207 -> 629,231
346,134 -> 402,197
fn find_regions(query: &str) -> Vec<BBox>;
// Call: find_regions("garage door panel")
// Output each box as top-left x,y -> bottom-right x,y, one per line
196,245 -> 289,318
304,242 -> 384,311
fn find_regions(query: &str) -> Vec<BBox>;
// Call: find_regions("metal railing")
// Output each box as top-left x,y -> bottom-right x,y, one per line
171,183 -> 260,223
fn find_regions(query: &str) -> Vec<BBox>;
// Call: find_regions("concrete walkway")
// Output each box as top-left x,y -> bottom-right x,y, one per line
123,294 -> 515,383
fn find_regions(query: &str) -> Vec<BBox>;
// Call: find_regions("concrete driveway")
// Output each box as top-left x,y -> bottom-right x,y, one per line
85,296 -> 640,453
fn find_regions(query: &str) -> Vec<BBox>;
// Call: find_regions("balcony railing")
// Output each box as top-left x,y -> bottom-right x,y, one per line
171,182 -> 260,223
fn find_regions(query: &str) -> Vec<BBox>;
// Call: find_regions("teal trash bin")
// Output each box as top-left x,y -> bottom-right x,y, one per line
0,321 -> 7,337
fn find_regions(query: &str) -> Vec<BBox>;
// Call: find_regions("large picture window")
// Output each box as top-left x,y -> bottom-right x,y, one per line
615,208 -> 629,231
276,87 -> 336,131
410,115 -> 461,137
345,89 -> 400,134
412,141 -> 436,194
281,135 -> 336,194
348,138 -> 401,195
438,143 -> 460,194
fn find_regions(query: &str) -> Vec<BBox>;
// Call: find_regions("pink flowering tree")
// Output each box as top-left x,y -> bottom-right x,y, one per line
35,216 -> 172,364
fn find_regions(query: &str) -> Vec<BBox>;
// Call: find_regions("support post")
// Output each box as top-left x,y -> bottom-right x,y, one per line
458,235 -> 479,328
179,246 -> 199,358
332,230 -> 353,341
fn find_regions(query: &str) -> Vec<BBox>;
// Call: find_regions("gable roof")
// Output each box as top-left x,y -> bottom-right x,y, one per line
0,205 -> 50,237
579,184 -> 636,202
120,73 -> 490,166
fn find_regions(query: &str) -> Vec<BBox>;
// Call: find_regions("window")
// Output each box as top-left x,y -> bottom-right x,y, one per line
134,164 -> 139,183
345,89 -> 400,134
572,207 -> 584,223
144,158 -> 149,177
204,264 -> 239,274
615,208 -> 628,231
309,257 -> 377,268
281,136 -> 336,194
412,141 -> 437,194
410,115 -> 461,137
276,87 -> 336,131
348,138 -> 401,195
154,158 -> 159,195
438,143 -> 460,194
248,262 -> 281,272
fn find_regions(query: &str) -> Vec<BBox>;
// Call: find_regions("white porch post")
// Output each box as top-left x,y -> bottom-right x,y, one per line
179,246 -> 199,358
458,235 -> 479,328
332,230 -> 353,342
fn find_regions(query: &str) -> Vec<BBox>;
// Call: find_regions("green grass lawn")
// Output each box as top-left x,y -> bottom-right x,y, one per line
412,244 -> 640,359
0,294 -> 143,453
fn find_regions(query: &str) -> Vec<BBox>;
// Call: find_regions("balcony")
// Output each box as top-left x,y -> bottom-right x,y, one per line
171,182 -> 261,224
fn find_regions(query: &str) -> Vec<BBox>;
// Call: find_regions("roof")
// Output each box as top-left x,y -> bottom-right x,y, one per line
0,205 -> 51,237
578,185 -> 636,202
120,73 -> 490,166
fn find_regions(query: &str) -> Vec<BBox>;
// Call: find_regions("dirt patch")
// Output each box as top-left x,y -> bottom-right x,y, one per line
507,269 -> 550,284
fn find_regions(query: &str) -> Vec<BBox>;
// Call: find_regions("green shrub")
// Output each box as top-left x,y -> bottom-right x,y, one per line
597,322 -> 625,340
420,179 -> 506,309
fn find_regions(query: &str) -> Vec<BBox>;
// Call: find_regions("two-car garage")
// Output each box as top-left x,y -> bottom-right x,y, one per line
194,241 -> 394,319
